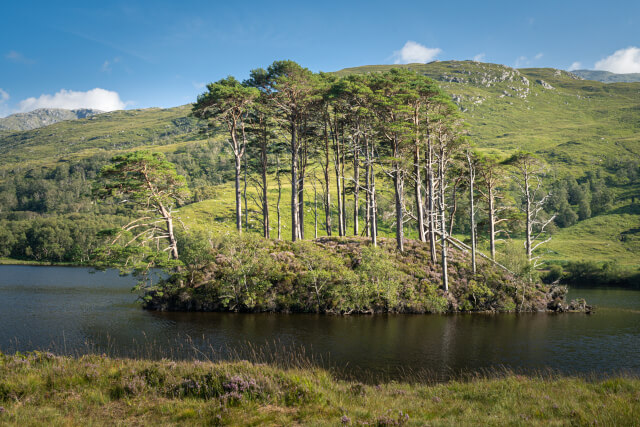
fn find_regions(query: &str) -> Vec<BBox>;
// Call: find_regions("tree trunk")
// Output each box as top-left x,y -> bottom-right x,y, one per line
323,121 -> 332,236
467,154 -> 477,274
427,140 -> 437,263
488,186 -> 496,260
439,151 -> 449,292
353,137 -> 360,236
276,159 -> 283,241
525,174 -> 532,262
261,138 -> 270,239
393,166 -> 404,252
159,204 -> 179,260
235,156 -> 242,234
243,151 -> 248,233
415,145 -> 425,242
291,123 -> 299,241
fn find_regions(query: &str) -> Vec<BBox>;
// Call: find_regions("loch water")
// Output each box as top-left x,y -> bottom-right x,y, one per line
1,265 -> 638,382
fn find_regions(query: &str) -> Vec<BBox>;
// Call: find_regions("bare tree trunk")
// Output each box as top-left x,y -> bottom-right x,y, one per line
159,204 -> 179,260
415,145 -> 425,242
291,124 -> 299,241
467,152 -> 477,274
323,120 -> 332,236
235,156 -> 242,234
370,163 -> 378,247
439,150 -> 449,292
276,157 -> 282,241
427,140 -> 437,263
341,133 -> 347,234
243,151 -> 248,233
314,183 -> 318,239
393,165 -> 405,252
353,137 -> 360,236
332,115 -> 345,236
261,133 -> 270,239
488,187 -> 496,260
525,172 -> 532,261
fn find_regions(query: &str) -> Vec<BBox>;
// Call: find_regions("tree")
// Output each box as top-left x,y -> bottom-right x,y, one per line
507,152 -> 556,265
94,151 -> 190,263
261,61 -> 317,241
476,153 -> 508,260
193,76 -> 259,233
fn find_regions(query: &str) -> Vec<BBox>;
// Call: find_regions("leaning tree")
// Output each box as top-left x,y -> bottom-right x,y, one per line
94,151 -> 190,266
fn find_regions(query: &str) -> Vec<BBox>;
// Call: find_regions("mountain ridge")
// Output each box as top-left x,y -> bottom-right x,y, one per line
570,69 -> 640,83
0,108 -> 105,131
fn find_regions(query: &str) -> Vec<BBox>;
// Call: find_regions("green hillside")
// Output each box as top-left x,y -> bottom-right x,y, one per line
0,61 -> 638,271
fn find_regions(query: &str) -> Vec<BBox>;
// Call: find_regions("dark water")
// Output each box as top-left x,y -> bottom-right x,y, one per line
1,265 -> 639,381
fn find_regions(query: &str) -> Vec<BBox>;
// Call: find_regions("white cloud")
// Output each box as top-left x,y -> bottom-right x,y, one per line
17,88 -> 126,113
568,61 -> 582,71
473,53 -> 486,62
515,56 -> 529,67
594,47 -> 640,73
534,52 -> 544,60
393,41 -> 441,64
0,88 -> 9,103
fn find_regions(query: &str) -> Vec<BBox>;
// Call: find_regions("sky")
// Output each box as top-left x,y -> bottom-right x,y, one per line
1,0 -> 639,117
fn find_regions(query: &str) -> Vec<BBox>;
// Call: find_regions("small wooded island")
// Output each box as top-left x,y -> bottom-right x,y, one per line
142,235 -> 587,314
86,62 -> 594,314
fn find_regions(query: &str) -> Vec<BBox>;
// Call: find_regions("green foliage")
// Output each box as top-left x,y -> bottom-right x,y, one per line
144,234 -> 545,313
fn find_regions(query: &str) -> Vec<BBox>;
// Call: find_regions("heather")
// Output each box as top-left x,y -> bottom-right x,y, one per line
142,234 -> 577,314
0,351 -> 638,426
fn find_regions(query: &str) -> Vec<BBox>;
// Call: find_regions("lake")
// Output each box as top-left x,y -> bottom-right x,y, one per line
1,265 -> 638,382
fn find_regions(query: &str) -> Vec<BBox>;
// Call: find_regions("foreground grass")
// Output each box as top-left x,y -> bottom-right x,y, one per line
0,352 -> 638,425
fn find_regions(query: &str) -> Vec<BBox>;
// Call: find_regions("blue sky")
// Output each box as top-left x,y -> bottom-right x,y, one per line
1,0 -> 639,117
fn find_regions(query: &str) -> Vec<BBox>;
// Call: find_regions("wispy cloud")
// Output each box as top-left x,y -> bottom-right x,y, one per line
5,50 -> 35,64
101,57 -> 122,73
473,53 -> 486,62
568,61 -> 582,71
0,88 -> 10,117
595,47 -> 640,73
17,88 -> 127,113
515,56 -> 529,67
534,52 -> 544,60
192,81 -> 207,90
392,41 -> 441,64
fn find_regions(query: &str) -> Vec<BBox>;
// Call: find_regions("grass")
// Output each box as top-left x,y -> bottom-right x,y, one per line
0,351 -> 638,425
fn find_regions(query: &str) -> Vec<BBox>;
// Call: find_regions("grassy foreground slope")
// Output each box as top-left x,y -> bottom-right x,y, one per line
0,352 -> 638,426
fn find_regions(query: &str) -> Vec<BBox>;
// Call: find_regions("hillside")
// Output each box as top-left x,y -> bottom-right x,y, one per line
0,105 -> 204,170
571,69 -> 640,83
0,108 -> 104,131
0,60 -> 638,270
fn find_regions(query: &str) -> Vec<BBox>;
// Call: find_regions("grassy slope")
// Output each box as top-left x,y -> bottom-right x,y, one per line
0,105 -> 203,171
0,352 -> 638,426
337,61 -> 640,267
1,61 -> 639,267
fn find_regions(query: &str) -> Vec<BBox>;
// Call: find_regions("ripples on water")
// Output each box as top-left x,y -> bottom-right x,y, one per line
1,265 -> 638,382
